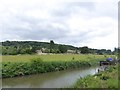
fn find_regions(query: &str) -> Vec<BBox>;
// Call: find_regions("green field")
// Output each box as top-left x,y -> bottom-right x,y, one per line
1,54 -> 115,78
2,54 -> 112,62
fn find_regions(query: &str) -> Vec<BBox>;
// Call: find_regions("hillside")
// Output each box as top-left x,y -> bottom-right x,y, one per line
1,40 -> 117,55
1,41 -> 77,55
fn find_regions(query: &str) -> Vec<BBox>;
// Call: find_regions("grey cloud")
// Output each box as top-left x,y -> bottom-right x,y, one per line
20,27 -> 69,40
55,30 -> 92,45
51,2 -> 95,18
57,29 -> 112,47
2,13 -> 69,41
1,1 -> 117,49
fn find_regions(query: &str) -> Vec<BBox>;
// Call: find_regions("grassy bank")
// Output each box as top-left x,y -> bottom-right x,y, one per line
2,54 -> 113,78
2,59 -> 91,78
73,64 -> 119,89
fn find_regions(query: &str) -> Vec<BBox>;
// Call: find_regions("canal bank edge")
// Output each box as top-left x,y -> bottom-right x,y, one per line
2,57 -> 102,78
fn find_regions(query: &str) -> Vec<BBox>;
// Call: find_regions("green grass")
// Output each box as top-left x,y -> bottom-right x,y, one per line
1,54 -> 115,78
2,54 -> 112,62
2,58 -> 92,78
73,64 -> 119,88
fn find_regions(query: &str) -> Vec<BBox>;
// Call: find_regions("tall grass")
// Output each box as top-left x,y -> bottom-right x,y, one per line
2,58 -> 93,78
2,54 -> 113,78
73,64 -> 118,88
2,54 -> 110,62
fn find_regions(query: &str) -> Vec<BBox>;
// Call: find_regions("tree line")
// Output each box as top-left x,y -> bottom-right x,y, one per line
0,40 -> 118,55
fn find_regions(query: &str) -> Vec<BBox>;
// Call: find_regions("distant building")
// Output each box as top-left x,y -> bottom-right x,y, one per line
36,49 -> 47,55
67,50 -> 81,54
67,50 -> 76,54
36,50 -> 42,55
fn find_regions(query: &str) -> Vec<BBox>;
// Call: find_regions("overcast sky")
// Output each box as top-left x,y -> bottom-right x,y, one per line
0,0 -> 118,50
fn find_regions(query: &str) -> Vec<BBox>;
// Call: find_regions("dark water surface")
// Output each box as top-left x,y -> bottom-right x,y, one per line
2,67 -> 99,88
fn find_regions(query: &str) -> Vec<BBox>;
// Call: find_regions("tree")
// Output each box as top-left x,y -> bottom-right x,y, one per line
49,40 -> 55,53
58,45 -> 67,53
80,46 -> 90,54
89,48 -> 96,54
106,49 -> 112,55
96,50 -> 104,55
6,46 -> 17,55
113,47 -> 118,55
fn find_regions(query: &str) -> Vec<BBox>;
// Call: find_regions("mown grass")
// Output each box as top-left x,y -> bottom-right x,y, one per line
73,64 -> 119,89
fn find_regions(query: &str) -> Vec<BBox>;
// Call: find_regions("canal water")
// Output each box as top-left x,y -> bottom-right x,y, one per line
2,67 -> 99,88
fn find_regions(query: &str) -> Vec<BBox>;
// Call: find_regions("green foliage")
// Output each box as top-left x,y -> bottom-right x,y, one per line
100,75 -> 110,80
58,45 -> 67,53
2,58 -> 93,78
2,54 -> 108,63
2,46 -> 17,55
2,62 -> 31,78
2,54 -> 109,78
80,46 -> 90,54
2,41 -> 76,55
2,41 -> 114,55
107,79 -> 118,88
49,40 -> 55,53
73,64 -> 119,88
